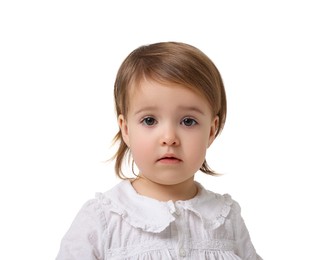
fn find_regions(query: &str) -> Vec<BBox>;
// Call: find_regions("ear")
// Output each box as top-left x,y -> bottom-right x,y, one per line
118,114 -> 130,147
208,116 -> 219,147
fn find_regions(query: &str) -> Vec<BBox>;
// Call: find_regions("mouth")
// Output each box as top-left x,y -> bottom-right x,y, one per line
157,155 -> 182,164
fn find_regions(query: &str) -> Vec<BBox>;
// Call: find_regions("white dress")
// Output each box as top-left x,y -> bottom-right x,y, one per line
56,180 -> 262,260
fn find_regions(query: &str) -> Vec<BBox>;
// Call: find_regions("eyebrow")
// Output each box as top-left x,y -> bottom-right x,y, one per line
134,105 -> 205,115
133,106 -> 157,115
177,105 -> 206,115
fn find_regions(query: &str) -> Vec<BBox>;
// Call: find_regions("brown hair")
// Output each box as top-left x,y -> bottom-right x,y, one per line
113,42 -> 226,179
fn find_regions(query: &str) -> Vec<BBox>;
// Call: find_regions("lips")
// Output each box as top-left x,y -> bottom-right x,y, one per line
157,154 -> 182,164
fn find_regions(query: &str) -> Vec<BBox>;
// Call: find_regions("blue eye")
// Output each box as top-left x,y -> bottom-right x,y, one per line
182,118 -> 197,126
141,117 -> 157,126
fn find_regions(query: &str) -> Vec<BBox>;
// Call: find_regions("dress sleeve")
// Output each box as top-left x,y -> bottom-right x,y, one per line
56,199 -> 107,260
233,201 -> 263,260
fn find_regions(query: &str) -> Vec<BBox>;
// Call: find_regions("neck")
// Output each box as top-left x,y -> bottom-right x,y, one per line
131,176 -> 198,202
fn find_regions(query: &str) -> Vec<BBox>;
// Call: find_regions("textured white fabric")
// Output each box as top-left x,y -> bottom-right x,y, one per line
56,180 -> 262,260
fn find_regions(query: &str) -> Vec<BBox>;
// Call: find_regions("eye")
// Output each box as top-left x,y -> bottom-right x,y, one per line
141,116 -> 157,126
181,117 -> 198,127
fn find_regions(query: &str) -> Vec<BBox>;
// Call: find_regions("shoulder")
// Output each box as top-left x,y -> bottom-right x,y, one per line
67,182 -> 125,230
56,195 -> 112,259
65,196 -> 108,233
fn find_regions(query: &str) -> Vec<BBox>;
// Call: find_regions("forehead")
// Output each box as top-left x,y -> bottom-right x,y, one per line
127,79 -> 212,115
129,77 -> 204,99
130,79 -> 191,98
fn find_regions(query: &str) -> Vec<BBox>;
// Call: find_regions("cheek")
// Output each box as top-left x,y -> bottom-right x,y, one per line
128,129 -> 153,162
185,132 -> 209,155
186,128 -> 211,147
191,138 -> 208,156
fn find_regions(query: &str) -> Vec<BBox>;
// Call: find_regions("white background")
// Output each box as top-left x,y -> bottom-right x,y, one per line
1,1 -> 324,259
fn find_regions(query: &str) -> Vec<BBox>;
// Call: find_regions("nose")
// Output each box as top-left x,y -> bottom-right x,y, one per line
160,125 -> 180,146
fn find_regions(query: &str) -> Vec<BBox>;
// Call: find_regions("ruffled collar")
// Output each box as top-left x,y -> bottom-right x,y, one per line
97,180 -> 233,233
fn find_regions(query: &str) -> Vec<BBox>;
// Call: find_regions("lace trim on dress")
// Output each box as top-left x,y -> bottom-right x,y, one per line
96,183 -> 175,233
182,189 -> 234,230
106,241 -> 173,258
206,194 -> 233,229
105,239 -> 236,259
96,181 -> 234,233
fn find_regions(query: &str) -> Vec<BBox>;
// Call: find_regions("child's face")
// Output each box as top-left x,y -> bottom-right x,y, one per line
119,79 -> 218,186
